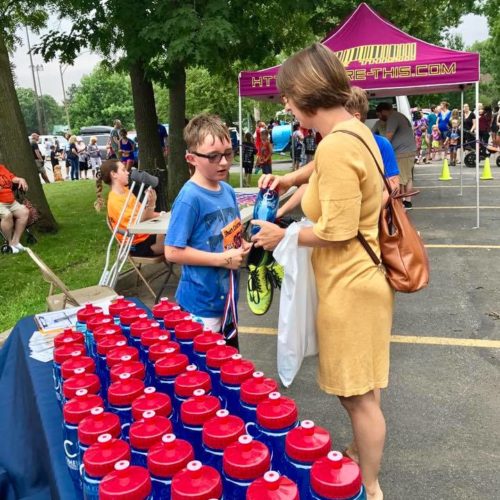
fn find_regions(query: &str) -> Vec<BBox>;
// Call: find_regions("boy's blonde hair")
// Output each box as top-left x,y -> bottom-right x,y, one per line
345,86 -> 369,121
184,114 -> 230,151
90,136 -> 98,144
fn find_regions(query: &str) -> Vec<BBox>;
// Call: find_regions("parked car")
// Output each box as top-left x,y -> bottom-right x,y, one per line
28,135 -> 69,157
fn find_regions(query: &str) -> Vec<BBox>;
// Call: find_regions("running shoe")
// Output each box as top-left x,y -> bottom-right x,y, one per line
246,246 -> 273,315
266,260 -> 284,289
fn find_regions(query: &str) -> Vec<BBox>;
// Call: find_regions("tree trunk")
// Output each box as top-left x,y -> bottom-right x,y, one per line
168,63 -> 189,204
0,30 -> 58,232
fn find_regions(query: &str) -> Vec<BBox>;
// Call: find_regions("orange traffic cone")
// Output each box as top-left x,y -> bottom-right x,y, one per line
439,158 -> 452,181
480,157 -> 493,180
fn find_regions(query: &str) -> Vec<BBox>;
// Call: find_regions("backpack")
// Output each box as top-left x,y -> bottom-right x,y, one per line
333,130 -> 430,293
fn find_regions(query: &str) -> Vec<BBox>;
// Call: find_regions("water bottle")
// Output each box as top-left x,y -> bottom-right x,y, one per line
92,324 -> 123,360
78,406 -> 121,473
86,314 -> 114,359
99,459 -> 152,500
130,315 -> 160,355
310,451 -> 366,500
54,328 -> 85,349
163,308 -> 191,341
170,460 -> 222,500
192,331 -> 224,372
106,345 -> 140,397
239,372 -> 278,424
254,392 -> 299,474
222,435 -> 271,499
107,377 -> 146,440
154,352 -> 189,401
132,386 -> 173,422
119,305 -> 147,340
148,340 -> 181,385
82,433 -> 130,500
96,336 -> 128,395
62,389 -> 103,488
251,188 -> 279,235
61,355 -> 95,385
63,372 -> 101,404
109,296 -> 135,324
220,354 -> 255,415
129,410 -> 173,467
152,298 -> 178,329
247,470 -> 299,500
141,328 -> 169,382
201,409 -> 245,471
53,344 -> 85,405
110,360 -> 146,384
179,389 -> 221,458
206,340 -> 239,399
147,434 -> 194,500
75,303 -> 103,338
174,319 -> 203,360
284,420 -> 331,499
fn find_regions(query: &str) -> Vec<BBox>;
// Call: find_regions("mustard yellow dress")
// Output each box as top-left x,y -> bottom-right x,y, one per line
301,118 -> 394,397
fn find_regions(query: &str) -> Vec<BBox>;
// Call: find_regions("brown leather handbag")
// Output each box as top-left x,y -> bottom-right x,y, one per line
333,130 -> 430,293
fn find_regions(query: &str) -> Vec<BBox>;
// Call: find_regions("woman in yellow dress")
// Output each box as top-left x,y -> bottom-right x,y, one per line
251,43 -> 394,500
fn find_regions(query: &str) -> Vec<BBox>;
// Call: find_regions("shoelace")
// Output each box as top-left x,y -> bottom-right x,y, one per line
267,265 -> 282,289
248,267 -> 263,303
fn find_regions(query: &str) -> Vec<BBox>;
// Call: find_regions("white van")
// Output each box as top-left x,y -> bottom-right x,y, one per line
365,96 -> 412,130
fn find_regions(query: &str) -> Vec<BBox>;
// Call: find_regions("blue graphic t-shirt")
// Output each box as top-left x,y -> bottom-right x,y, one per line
373,134 -> 400,178
165,181 -> 242,318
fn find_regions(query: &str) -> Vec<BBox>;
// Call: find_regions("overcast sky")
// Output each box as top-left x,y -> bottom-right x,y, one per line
12,13 -> 489,104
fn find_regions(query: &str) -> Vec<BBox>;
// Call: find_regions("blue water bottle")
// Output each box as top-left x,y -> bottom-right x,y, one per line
247,471 -> 299,500
92,323 -> 123,361
154,352 -> 189,402
119,305 -> 147,340
171,460 -> 222,500
206,340 -> 239,399
310,451 -> 366,500
86,314 -> 115,359
174,319 -> 204,359
110,360 -> 146,386
54,328 -> 85,350
147,433 -> 194,500
82,433 -> 130,500
284,420 -> 332,499
61,355 -> 95,391
130,314 -> 160,355
192,331 -> 224,372
108,296 -> 135,324
239,371 -> 278,424
148,340 -> 180,386
75,303 -> 104,341
151,297 -> 178,330
132,386 -> 173,422
53,343 -> 86,406
251,188 -> 279,235
96,336 -> 127,395
98,460 -> 152,500
219,354 -> 255,414
62,372 -> 101,405
163,308 -> 191,341
106,345 -> 140,398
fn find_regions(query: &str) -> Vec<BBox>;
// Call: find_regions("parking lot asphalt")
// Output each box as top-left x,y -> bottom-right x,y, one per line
119,157 -> 500,499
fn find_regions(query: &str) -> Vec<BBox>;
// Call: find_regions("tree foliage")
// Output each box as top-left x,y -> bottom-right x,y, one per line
16,87 -> 65,134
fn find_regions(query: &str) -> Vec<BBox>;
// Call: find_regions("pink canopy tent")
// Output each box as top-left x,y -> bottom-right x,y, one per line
237,3 -> 483,225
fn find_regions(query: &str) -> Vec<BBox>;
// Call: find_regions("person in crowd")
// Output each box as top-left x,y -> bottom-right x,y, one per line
109,119 -> 122,158
431,125 -> 442,160
87,136 -> 102,176
30,133 -> 51,184
242,132 -> 257,187
445,119 -> 461,166
291,123 -> 304,170
102,159 -> 164,257
66,135 -> 80,180
413,111 -> 428,164
43,138 -> 52,160
164,114 -> 251,342
49,145 -> 63,181
0,163 -> 29,253
304,128 -> 317,163
376,101 -> 416,209
251,44 -> 393,500
490,106 -> 499,147
77,137 -> 90,180
118,129 -> 136,170
478,106 -> 492,155
158,123 -> 168,157
425,105 -> 439,162
451,108 -> 460,125
254,120 -> 266,153
372,110 -> 387,137
438,101 -> 452,156
256,129 -> 273,174
462,103 -> 476,146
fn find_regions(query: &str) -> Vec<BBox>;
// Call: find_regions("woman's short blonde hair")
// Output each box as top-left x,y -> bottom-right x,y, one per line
345,86 -> 369,121
90,136 -> 98,144
69,135 -> 77,144
184,113 -> 230,151
277,43 -> 351,115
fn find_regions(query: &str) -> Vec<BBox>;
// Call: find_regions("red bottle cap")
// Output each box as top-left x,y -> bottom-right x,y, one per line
62,391 -> 103,425
99,460 -> 152,500
96,336 -> 127,356
220,354 -> 255,386
256,392 -> 298,431
61,355 -> 95,380
285,420 -> 332,463
152,298 -> 177,320
130,316 -> 160,339
110,360 -> 146,382
83,433 -> 131,478
76,303 -> 103,323
247,471 -> 299,500
78,407 -> 121,446
54,329 -> 85,348
193,332 -> 224,354
240,372 -> 278,406
174,320 -> 203,341
163,309 -> 190,330
106,346 -> 140,368
148,341 -> 180,363
310,451 -> 363,500
147,434 -> 194,478
140,327 -> 169,348
93,324 -> 123,344
53,344 -> 85,365
171,460 -> 222,500
108,296 -> 134,317
155,353 -> 189,378
174,365 -> 211,398
129,410 -> 173,451
206,341 -> 238,369
63,373 -> 100,400
87,314 -> 114,333
180,389 -> 221,426
108,378 -> 145,407
223,435 -> 270,481
119,306 -> 147,326
132,387 -> 172,420
202,409 -> 245,451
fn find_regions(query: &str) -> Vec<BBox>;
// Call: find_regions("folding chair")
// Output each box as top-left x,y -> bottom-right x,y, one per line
26,248 -> 117,311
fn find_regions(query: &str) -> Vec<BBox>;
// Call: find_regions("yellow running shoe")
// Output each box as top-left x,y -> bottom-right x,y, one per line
247,263 -> 273,315
266,260 -> 284,289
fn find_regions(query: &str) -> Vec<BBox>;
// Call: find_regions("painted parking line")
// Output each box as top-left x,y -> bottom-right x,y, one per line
412,206 -> 500,210
238,327 -> 500,348
417,185 -> 500,189
426,244 -> 500,249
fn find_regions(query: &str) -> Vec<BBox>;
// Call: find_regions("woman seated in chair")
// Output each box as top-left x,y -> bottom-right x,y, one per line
101,159 -> 165,256
0,163 -> 29,254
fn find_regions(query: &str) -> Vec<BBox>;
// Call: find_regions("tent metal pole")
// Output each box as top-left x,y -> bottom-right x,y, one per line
238,91 -> 243,188
475,81 -> 480,228
459,90 -> 464,196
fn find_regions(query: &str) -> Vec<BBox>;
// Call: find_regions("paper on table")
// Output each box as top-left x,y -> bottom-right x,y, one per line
29,330 -> 55,363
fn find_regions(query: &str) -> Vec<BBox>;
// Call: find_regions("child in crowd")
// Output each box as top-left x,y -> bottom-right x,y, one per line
242,132 -> 257,187
446,119 -> 461,166
413,112 -> 428,164
164,114 -> 251,345
304,129 -> 317,163
50,145 -> 63,181
431,125 -> 442,160
87,136 -> 102,175
291,123 -> 303,170
256,129 -> 273,174
119,129 -> 135,170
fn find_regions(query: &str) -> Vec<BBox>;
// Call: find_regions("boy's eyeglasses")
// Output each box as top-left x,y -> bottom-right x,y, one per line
191,150 -> 234,164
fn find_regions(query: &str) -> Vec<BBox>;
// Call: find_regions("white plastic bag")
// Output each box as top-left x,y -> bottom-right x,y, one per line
273,219 -> 318,387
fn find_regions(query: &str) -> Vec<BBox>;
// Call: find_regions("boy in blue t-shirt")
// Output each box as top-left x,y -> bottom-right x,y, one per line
165,114 -> 251,346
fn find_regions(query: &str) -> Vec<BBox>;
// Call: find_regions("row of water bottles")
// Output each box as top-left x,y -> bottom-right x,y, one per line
54,296 -> 365,499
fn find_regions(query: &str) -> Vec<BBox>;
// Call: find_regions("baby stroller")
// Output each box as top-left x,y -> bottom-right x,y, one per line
463,131 -> 500,168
